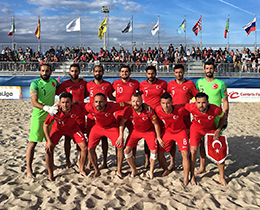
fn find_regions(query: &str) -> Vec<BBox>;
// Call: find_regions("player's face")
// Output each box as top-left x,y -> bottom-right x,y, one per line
60,97 -> 72,113
93,67 -> 104,81
94,95 -> 106,112
161,98 -> 173,113
131,96 -> 142,111
40,65 -> 52,80
196,97 -> 209,113
146,69 -> 156,83
120,67 -> 131,80
69,67 -> 80,80
174,68 -> 184,80
204,64 -> 215,78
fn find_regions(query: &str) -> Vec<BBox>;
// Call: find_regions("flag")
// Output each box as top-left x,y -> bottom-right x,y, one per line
224,17 -> 229,38
243,17 -> 256,35
122,20 -> 132,33
34,18 -> 40,40
151,20 -> 159,35
192,17 -> 201,36
66,17 -> 81,32
98,18 -> 107,39
177,19 -> 186,34
7,16 -> 15,36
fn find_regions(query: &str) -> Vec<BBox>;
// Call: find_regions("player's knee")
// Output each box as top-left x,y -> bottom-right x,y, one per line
150,152 -> 157,160
124,151 -> 132,159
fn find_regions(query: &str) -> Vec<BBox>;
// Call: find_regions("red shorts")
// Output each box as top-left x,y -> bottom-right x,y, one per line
159,129 -> 189,152
126,129 -> 157,150
50,126 -> 86,145
86,117 -> 95,137
88,124 -> 123,149
190,126 -> 215,147
78,115 -> 86,133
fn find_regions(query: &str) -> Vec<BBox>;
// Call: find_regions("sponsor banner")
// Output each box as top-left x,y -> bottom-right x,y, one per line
227,88 -> 260,102
0,86 -> 22,99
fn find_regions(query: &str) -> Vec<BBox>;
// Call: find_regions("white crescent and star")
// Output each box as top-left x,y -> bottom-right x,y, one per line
212,140 -> 222,153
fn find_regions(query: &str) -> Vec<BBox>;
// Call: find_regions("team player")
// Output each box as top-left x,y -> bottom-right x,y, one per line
86,65 -> 115,168
118,93 -> 162,179
56,63 -> 88,168
43,92 -> 88,181
155,93 -> 190,186
196,61 -> 229,175
185,92 -> 226,185
26,64 -> 59,178
139,66 -> 167,167
85,93 -> 128,178
167,64 -> 198,170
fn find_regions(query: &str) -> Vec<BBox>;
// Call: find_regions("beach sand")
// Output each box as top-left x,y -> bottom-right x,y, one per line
0,100 -> 260,209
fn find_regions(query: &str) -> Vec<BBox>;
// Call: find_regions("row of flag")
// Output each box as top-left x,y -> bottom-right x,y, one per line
7,15 -> 257,40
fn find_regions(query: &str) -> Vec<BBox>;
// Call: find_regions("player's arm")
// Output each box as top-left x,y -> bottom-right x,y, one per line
116,117 -> 128,147
43,117 -> 54,154
214,112 -> 226,140
222,96 -> 229,115
152,117 -> 164,148
108,91 -> 116,101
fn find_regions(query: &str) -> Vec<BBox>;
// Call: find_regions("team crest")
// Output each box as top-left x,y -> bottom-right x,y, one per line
212,83 -> 218,89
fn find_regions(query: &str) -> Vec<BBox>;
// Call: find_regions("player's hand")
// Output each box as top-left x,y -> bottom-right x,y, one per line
143,103 -> 152,113
214,130 -> 221,140
157,138 -> 165,148
43,105 -> 58,116
116,136 -> 124,147
45,142 -> 54,154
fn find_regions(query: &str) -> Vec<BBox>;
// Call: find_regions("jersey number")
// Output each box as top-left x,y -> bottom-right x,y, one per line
117,87 -> 123,94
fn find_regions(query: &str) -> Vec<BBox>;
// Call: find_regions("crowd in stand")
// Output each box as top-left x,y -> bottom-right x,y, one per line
1,44 -> 260,73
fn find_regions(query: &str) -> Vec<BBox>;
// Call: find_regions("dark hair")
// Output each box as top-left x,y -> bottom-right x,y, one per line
120,65 -> 131,72
39,63 -> 52,71
93,65 -> 104,72
70,63 -> 80,71
195,92 -> 209,101
132,92 -> 142,98
161,92 -> 172,100
59,92 -> 73,101
94,92 -> 106,99
204,61 -> 216,69
146,65 -> 156,73
174,64 -> 184,71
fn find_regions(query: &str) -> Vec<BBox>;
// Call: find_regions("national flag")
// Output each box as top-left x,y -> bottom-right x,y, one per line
192,17 -> 201,36
98,18 -> 107,39
177,19 -> 186,34
122,20 -> 132,33
7,16 -> 15,36
224,17 -> 229,38
204,134 -> 228,164
243,17 -> 256,35
151,20 -> 159,36
34,18 -> 40,39
66,17 -> 81,32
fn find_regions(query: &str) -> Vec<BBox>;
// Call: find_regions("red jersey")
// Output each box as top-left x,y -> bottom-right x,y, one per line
139,79 -> 167,109
167,79 -> 198,104
123,106 -> 157,133
56,79 -> 87,102
112,78 -> 139,103
155,104 -> 188,134
85,102 -> 127,128
45,103 -> 85,131
87,80 -> 113,103
184,103 -> 225,130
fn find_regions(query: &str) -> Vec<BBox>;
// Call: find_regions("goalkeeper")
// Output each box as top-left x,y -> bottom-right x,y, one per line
26,64 -> 59,178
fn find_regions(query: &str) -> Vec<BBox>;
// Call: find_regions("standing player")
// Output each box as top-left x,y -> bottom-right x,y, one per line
139,66 -> 167,167
167,64 -> 198,170
196,61 -> 229,175
85,93 -> 128,178
184,92 -> 226,185
118,93 -> 161,179
86,65 -> 115,168
26,64 -> 59,178
155,93 -> 190,186
44,92 -> 88,181
56,63 -> 88,168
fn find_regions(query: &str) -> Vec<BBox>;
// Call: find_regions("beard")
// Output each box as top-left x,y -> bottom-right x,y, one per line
148,77 -> 156,82
206,72 -> 214,78
40,74 -> 50,80
121,75 -> 129,80
94,74 -> 102,81
70,74 -> 79,80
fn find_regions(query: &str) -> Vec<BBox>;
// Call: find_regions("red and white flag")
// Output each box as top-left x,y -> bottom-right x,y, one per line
204,134 -> 228,164
192,17 -> 201,36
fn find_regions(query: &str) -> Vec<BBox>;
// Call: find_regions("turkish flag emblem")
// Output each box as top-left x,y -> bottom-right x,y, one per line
212,83 -> 218,89
204,134 -> 228,164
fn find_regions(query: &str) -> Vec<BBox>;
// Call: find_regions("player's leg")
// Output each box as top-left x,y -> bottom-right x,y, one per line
101,136 -> 108,168
218,161 -> 227,186
77,141 -> 88,176
116,148 -> 124,177
190,145 -> 199,185
144,141 -> 150,168
157,151 -> 169,177
196,142 -> 206,175
149,150 -> 157,179
124,146 -> 138,177
180,150 -> 190,186
168,142 -> 176,170
26,141 -> 37,178
64,136 -> 71,168
46,143 -> 55,181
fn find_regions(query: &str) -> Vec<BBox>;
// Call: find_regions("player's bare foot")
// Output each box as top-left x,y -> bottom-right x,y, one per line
130,169 -> 138,177
66,160 -> 71,169
144,161 -> 150,168
27,172 -> 35,178
219,177 -> 227,186
86,161 -> 91,170
147,171 -> 154,179
195,167 -> 206,175
183,177 -> 189,187
101,163 -> 108,169
80,171 -> 87,177
162,169 -> 170,177
48,176 -> 54,182
116,171 -> 123,179
168,163 -> 175,171
93,171 -> 101,178
190,177 -> 197,185
53,164 -> 61,170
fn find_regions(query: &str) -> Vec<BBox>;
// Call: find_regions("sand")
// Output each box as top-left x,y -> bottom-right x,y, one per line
0,100 -> 260,209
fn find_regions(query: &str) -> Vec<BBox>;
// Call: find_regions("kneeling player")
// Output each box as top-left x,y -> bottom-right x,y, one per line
43,92 -> 87,181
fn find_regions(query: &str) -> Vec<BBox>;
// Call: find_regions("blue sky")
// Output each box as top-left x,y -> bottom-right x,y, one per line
0,0 -> 259,51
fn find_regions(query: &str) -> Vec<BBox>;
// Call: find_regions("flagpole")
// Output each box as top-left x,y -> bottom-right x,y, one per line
157,15 -> 160,50
38,15 -> 41,53
131,15 -> 133,52
12,15 -> 15,51
255,14 -> 257,51
200,15 -> 202,53
79,16 -> 81,47
184,15 -> 186,51
227,15 -> 229,52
